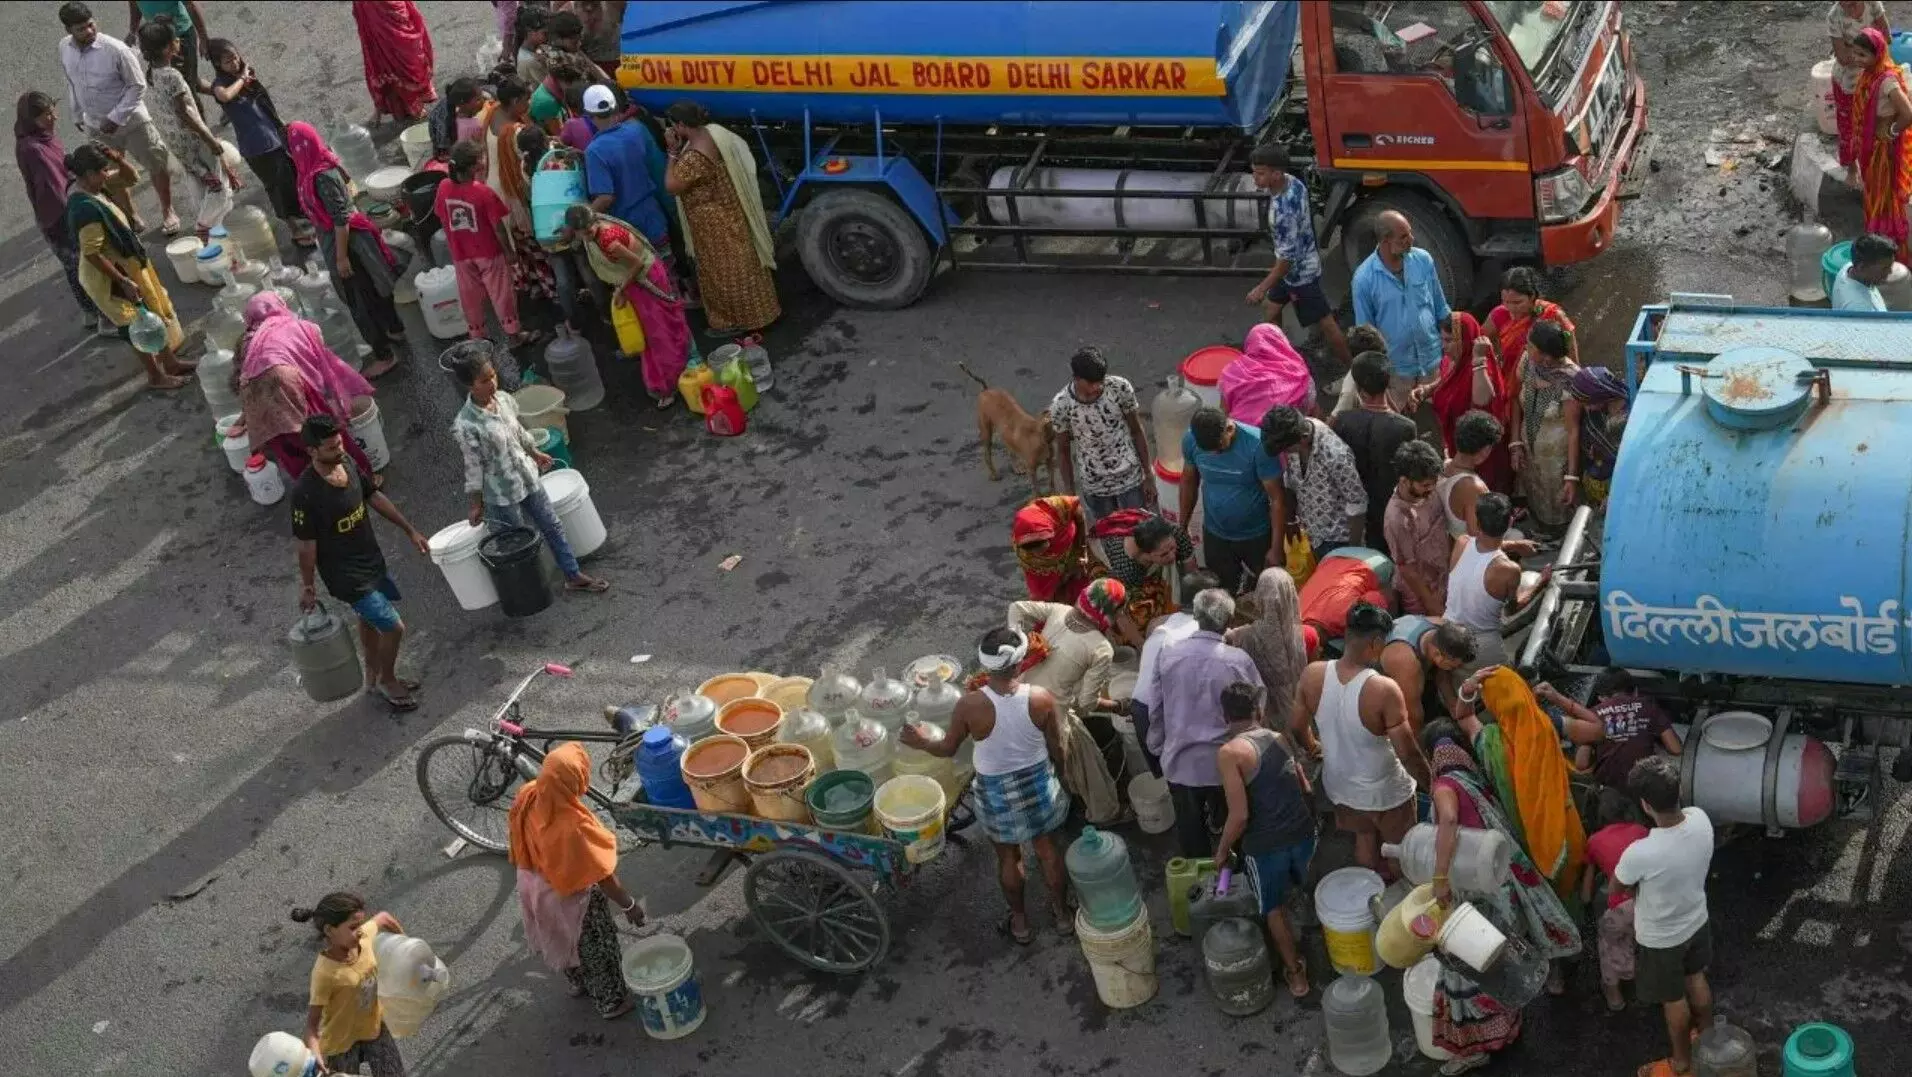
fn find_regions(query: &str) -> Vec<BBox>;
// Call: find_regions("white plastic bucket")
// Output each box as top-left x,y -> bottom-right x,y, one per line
513,384 -> 570,438
400,123 -> 434,168
1127,773 -> 1175,834
539,467 -> 606,557
244,455 -> 284,505
874,774 -> 947,864
165,236 -> 203,283
1403,955 -> 1453,1060
428,521 -> 499,610
1437,901 -> 1508,974
1811,59 -> 1838,136
621,933 -> 706,1040
221,428 -> 251,474
1076,907 -> 1157,1009
195,242 -> 234,285
1314,867 -> 1384,976
349,396 -> 391,470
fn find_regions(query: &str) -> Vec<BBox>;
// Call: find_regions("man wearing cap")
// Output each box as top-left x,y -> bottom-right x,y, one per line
581,83 -> 674,256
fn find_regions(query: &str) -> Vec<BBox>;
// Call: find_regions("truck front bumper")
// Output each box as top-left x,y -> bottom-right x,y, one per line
1540,65 -> 1651,267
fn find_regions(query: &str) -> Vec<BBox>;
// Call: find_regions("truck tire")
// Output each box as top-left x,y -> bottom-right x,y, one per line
796,188 -> 935,309
1340,190 -> 1475,313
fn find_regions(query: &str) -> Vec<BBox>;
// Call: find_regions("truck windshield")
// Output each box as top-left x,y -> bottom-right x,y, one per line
1484,1 -> 1577,73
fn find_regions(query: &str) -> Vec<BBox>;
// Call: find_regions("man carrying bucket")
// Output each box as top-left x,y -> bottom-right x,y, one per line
901,628 -> 1072,945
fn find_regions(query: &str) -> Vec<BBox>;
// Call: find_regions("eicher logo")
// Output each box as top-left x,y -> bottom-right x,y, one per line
1375,133 -> 1437,147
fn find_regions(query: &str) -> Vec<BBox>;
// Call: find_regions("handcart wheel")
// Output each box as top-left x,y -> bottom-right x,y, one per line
744,850 -> 891,973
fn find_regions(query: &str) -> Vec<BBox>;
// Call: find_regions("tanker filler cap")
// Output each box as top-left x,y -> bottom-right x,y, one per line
1695,346 -> 1817,432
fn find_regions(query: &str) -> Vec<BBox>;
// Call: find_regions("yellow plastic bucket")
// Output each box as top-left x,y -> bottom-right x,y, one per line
716,696 -> 784,750
743,744 -> 816,823
873,775 -> 946,864
680,735 -> 751,815
760,676 -> 813,713
1315,867 -> 1384,976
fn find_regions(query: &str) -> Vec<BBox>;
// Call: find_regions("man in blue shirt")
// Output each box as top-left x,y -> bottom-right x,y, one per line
1352,210 -> 1454,413
582,83 -> 675,256
1180,406 -> 1286,596
1247,143 -> 1351,368
1832,231 -> 1893,312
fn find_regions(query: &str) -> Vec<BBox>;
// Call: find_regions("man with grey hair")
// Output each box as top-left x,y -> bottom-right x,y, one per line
1140,588 -> 1264,857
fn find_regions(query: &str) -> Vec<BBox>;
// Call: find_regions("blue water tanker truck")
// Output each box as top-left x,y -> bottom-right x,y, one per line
1525,300 -> 1912,833
619,1 -> 1649,308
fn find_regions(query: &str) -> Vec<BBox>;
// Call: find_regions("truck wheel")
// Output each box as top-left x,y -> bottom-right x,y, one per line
796,188 -> 935,309
1340,190 -> 1476,312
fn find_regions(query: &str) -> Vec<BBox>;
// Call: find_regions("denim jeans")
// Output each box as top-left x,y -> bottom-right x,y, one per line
485,487 -> 581,579
549,247 -> 606,331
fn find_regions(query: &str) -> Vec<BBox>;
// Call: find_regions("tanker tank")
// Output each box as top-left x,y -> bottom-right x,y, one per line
618,1 -> 1299,130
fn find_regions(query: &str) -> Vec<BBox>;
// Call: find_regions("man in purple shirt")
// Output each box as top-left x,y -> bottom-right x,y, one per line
1141,587 -> 1265,857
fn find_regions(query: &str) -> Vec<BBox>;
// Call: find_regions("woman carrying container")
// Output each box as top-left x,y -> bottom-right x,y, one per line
291,891 -> 407,1076
508,743 -> 645,1017
479,77 -> 558,324
234,292 -> 379,481
1419,696 -> 1582,1076
1829,2 -> 1891,179
1505,320 -> 1578,533
1223,568 -> 1317,734
444,345 -> 609,593
1851,27 -> 1912,260
662,100 -> 780,333
65,143 -> 193,390
288,121 -> 409,379
14,92 -> 104,332
563,203 -> 691,409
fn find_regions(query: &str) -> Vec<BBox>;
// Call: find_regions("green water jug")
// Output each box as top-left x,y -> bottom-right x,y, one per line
714,354 -> 758,412
1166,856 -> 1217,936
1783,1023 -> 1855,1077
1066,826 -> 1143,932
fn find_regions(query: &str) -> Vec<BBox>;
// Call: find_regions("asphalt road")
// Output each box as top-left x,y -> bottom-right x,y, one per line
2,3 -> 1909,1076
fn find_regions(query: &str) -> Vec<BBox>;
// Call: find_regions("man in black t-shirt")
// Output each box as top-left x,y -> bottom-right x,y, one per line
290,415 -> 431,711
1330,351 -> 1420,545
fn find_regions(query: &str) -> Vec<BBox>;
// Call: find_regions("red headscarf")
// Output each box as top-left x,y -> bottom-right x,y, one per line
1076,578 -> 1128,633
1013,495 -> 1090,604
1429,311 -> 1506,455
287,122 -> 399,270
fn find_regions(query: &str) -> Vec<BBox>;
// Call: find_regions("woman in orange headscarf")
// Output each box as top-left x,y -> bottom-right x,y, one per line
508,744 -> 645,1018
1012,495 -> 1092,605
1852,27 -> 1912,259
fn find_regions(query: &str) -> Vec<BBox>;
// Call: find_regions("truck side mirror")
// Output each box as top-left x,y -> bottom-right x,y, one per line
1456,46 -> 1515,121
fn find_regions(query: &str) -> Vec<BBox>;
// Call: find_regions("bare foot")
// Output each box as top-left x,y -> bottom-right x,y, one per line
163,356 -> 198,374
363,356 -> 401,379
146,373 -> 190,391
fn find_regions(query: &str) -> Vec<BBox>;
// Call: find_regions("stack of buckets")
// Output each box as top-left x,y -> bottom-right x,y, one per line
1073,828 -> 1156,1009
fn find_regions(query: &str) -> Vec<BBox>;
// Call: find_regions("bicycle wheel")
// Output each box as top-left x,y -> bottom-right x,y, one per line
416,734 -> 524,854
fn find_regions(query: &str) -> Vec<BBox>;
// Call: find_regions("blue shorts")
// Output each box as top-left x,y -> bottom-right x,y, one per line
1268,276 -> 1333,325
1244,834 -> 1317,915
348,576 -> 403,632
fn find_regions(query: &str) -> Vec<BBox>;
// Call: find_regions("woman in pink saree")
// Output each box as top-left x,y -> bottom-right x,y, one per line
564,203 -> 692,409
232,292 -> 379,480
1221,323 -> 1318,425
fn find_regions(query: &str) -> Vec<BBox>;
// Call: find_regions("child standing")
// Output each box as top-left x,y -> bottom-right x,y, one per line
292,892 -> 407,1077
434,141 -> 534,347
137,20 -> 237,240
1615,756 -> 1716,1077
1580,808 -> 1650,1012
206,39 -> 313,246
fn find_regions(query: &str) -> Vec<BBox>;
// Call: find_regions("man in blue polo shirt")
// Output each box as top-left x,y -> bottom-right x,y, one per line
1352,209 -> 1454,413
582,83 -> 674,256
1180,406 -> 1286,596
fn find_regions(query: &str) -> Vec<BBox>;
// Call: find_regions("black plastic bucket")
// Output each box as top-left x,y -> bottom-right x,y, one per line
478,525 -> 558,617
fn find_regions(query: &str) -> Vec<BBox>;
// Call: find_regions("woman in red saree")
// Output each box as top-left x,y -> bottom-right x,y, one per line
352,1 -> 438,123
1427,312 -> 1513,493
565,204 -> 694,409
1485,265 -> 1576,389
1853,28 -> 1912,260
1012,495 -> 1091,606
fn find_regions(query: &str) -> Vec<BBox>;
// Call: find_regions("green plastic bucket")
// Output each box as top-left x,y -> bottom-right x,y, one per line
806,769 -> 875,832
1783,1023 -> 1855,1077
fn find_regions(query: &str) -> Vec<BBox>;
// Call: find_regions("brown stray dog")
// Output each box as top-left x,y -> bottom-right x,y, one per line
957,362 -> 1055,494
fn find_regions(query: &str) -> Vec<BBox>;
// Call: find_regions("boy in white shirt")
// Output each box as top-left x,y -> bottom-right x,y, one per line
1613,755 -> 1716,1077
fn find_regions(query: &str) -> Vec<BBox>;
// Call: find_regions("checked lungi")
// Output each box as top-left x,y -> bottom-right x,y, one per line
973,758 -> 1071,844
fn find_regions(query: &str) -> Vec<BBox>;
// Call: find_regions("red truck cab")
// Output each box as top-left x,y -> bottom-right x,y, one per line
1301,0 -> 1649,303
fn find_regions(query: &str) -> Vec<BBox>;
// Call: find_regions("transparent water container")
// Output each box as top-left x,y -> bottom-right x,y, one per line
739,335 -> 773,392
333,123 -> 380,182
911,672 -> 962,726
296,267 -> 337,316
1152,374 -> 1202,471
777,706 -> 837,770
128,305 -> 169,354
1321,974 -> 1391,1076
1880,260 -> 1912,311
214,279 -> 259,316
1202,916 -> 1274,1016
859,666 -> 913,728
1066,825 -> 1144,932
205,304 -> 247,351
1693,1021 -> 1759,1077
808,667 -> 863,723
891,716 -> 958,800
830,710 -> 894,785
226,204 -> 281,267
1787,221 -> 1833,302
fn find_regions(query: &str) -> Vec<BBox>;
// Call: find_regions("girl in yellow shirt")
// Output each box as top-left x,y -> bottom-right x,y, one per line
292,892 -> 405,1075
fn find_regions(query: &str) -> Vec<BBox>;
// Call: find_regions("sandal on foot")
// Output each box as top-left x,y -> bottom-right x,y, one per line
600,998 -> 635,1020
372,685 -> 419,712
362,357 -> 401,380
1052,910 -> 1075,938
161,212 -> 182,235
1285,959 -> 1311,998
146,374 -> 190,391
996,913 -> 1034,946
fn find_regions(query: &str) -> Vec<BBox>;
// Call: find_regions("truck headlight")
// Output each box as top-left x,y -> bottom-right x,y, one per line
1535,165 -> 1595,224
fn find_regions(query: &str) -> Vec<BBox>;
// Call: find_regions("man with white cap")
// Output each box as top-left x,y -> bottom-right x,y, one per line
581,83 -> 674,258
901,627 -> 1073,946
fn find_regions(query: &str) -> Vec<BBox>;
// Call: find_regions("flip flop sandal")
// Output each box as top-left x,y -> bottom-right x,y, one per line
373,685 -> 419,712
1052,911 -> 1076,938
161,212 -> 182,235
1285,960 -> 1311,998
996,913 -> 1034,946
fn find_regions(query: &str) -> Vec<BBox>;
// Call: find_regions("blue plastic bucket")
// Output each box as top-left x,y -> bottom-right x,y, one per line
531,156 -> 586,245
1822,240 -> 1853,301
1893,30 -> 1912,67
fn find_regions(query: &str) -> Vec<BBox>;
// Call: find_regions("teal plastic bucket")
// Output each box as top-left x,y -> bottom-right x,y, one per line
1822,240 -> 1853,301
531,426 -> 573,470
1783,1023 -> 1855,1077
806,769 -> 875,831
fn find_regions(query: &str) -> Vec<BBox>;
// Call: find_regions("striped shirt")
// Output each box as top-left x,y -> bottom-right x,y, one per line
453,393 -> 540,506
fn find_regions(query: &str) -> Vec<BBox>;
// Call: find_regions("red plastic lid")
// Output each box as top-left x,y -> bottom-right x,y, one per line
1180,345 -> 1242,387
1153,459 -> 1182,483
246,452 -> 266,467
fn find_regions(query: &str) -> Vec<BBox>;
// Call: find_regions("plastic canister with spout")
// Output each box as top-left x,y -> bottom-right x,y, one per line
1188,866 -> 1259,946
1376,883 -> 1448,969
1165,856 -> 1217,936
1383,823 -> 1512,895
1788,222 -> 1834,302
858,667 -> 913,729
1151,374 -> 1202,471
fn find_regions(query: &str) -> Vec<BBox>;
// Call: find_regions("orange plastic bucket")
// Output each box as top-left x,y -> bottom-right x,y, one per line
716,697 -> 784,750
680,735 -> 752,814
698,673 -> 760,706
743,744 -> 816,823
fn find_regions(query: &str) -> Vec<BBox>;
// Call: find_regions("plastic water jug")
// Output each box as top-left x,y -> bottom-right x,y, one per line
371,933 -> 444,997
244,453 -> 285,505
386,230 -> 424,304
332,123 -> 379,182
1166,856 -> 1218,936
294,267 -> 336,316
737,333 -> 773,391
635,726 -> 697,809
1202,916 -> 1274,1016
1066,826 -> 1144,931
543,326 -> 605,411
249,1031 -> 319,1077
233,258 -> 271,290
1383,823 -> 1511,895
890,718 -> 958,800
417,266 -> 465,339
1694,1021 -> 1759,1077
711,346 -> 759,410
530,154 -> 586,244
1152,374 -> 1202,471
1788,222 -> 1834,302
859,667 -> 914,728
1880,261 -> 1912,311
1376,883 -> 1447,969
809,667 -> 863,723
1188,867 -> 1260,946
215,279 -> 259,315
677,358 -> 715,413
663,692 -> 718,742
910,668 -> 963,723
198,346 -> 239,416
227,204 -> 280,267
206,303 -> 247,350
288,604 -> 362,702
777,707 -> 837,770
831,711 -> 895,785
319,304 -> 365,364
700,384 -> 747,436
128,304 -> 170,354
1783,1022 -> 1855,1077
1322,974 -> 1391,1076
